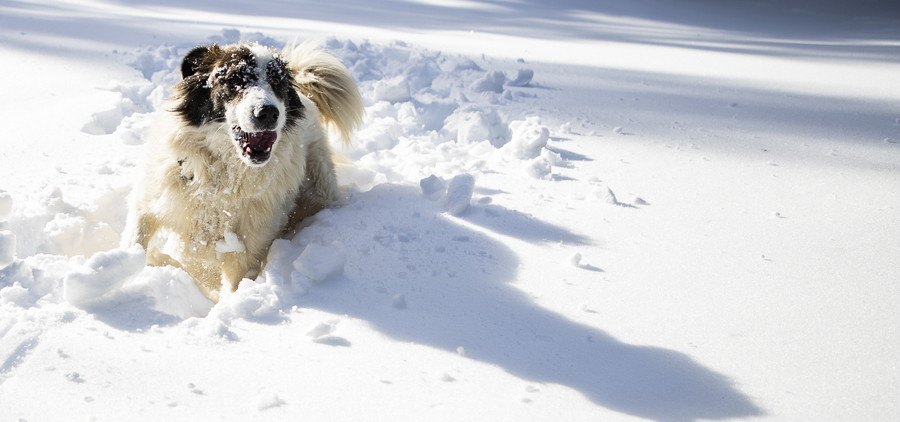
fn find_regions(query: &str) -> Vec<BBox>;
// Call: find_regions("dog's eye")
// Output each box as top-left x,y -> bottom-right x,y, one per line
221,62 -> 258,89
266,58 -> 289,86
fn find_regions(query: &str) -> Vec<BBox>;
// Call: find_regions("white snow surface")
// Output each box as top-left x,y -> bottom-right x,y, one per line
2,1 -> 900,421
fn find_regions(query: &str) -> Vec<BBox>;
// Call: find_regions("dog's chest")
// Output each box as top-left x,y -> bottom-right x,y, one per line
174,156 -> 301,245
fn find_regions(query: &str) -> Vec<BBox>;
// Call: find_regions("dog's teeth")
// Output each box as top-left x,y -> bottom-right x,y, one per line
265,147 -> 271,152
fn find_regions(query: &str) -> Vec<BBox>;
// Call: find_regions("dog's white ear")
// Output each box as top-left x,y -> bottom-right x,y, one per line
284,42 -> 364,143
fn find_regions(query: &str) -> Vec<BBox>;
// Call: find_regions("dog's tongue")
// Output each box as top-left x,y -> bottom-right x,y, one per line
246,131 -> 276,150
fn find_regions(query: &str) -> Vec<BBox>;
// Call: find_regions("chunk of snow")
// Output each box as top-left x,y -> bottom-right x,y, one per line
215,231 -> 246,257
256,391 -> 286,410
0,282 -> 32,307
0,261 -> 37,306
0,190 -> 12,222
524,157 -> 552,179
63,245 -> 146,307
292,242 -> 347,283
0,231 -> 15,268
568,252 -> 582,267
601,187 -> 619,205
540,147 -> 564,166
506,68 -> 534,87
502,117 -> 550,159
444,106 -> 510,147
444,174 -> 475,216
469,70 -> 506,93
613,126 -> 624,134
307,320 -> 338,338
419,174 -> 446,200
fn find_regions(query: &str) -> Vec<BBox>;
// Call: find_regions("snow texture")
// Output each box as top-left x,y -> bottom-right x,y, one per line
215,230 -> 246,257
292,242 -> 347,283
506,68 -> 534,87
0,190 -> 11,222
443,174 -> 475,216
503,117 -> 550,159
63,245 -> 146,307
0,231 -> 14,268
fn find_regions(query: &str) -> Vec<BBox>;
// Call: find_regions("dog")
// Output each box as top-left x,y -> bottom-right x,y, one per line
123,41 -> 364,301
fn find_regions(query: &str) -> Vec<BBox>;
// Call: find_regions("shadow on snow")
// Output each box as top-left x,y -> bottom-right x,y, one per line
282,184 -> 763,421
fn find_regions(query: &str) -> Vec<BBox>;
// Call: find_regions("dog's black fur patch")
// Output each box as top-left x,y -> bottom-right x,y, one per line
172,44 -> 305,128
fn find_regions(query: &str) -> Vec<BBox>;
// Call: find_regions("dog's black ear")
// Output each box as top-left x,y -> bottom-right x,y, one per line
181,45 -> 217,79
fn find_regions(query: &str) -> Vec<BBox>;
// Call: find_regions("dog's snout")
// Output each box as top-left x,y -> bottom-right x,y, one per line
254,105 -> 279,129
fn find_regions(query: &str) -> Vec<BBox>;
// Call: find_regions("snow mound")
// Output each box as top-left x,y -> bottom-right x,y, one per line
63,245 -> 146,307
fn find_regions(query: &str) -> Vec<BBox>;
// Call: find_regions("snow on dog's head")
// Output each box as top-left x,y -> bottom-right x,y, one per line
174,43 -> 305,166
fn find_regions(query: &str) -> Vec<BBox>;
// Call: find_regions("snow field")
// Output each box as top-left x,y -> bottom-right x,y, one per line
1,3 -> 899,418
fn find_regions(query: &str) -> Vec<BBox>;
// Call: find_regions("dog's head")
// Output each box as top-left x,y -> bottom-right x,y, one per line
173,43 -> 306,166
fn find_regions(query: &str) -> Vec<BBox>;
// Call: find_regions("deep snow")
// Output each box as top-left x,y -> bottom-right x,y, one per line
1,1 -> 900,421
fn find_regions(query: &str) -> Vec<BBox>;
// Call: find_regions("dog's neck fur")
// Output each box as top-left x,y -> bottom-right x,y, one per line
171,123 -> 283,197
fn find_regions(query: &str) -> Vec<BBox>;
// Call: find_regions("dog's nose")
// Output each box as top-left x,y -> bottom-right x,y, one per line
254,105 -> 279,128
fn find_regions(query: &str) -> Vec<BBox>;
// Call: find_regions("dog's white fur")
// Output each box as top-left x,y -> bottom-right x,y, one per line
123,42 -> 363,301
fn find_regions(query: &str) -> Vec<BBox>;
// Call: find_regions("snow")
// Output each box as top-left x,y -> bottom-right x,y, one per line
442,174 -> 475,216
2,1 -> 900,421
0,190 -> 12,223
469,70 -> 507,93
62,245 -> 145,307
503,117 -> 551,159
214,231 -> 246,257
506,68 -> 534,87
0,231 -> 15,268
291,242 -> 348,284
419,174 -> 447,200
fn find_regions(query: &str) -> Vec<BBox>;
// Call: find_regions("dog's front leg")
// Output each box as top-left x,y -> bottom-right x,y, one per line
123,212 -> 160,249
221,251 -> 260,292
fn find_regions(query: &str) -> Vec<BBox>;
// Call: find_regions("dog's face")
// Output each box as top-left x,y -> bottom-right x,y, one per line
174,43 -> 305,166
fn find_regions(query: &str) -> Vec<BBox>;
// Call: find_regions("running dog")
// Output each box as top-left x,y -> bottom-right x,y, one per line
123,42 -> 363,301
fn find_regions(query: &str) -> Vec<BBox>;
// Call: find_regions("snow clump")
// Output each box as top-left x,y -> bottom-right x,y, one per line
444,174 -> 475,216
506,68 -> 534,87
469,70 -> 507,93
0,231 -> 16,268
0,190 -> 12,222
63,244 -> 146,307
502,117 -> 550,159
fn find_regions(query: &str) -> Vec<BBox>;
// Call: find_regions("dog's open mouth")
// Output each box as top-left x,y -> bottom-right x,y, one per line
232,126 -> 276,164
